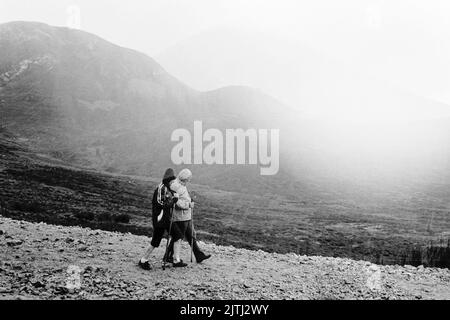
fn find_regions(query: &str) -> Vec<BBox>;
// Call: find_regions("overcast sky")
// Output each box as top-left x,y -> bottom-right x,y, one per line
1,0 -> 450,105
1,0 -> 450,54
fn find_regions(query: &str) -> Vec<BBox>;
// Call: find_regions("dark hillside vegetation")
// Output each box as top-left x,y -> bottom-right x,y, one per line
1,132 -> 449,267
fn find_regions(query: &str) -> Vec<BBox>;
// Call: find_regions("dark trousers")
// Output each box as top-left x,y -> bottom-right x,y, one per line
151,218 -> 183,261
173,220 -> 206,261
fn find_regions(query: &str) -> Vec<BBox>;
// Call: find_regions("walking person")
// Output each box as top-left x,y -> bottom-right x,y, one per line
138,168 -> 181,270
169,169 -> 211,267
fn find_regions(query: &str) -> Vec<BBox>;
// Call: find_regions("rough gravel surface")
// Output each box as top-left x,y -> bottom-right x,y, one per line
1,217 -> 449,300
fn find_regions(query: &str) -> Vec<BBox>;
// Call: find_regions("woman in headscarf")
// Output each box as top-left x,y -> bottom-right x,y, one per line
169,168 -> 211,267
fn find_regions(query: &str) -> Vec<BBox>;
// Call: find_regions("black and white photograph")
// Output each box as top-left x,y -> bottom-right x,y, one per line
0,0 -> 449,308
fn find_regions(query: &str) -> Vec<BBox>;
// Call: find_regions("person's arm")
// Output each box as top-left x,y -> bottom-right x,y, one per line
163,195 -> 177,208
170,183 -> 190,210
160,186 -> 177,208
175,197 -> 190,210
164,195 -> 178,208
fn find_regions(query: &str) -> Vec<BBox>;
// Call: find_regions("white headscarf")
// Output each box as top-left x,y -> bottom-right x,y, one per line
178,168 -> 192,182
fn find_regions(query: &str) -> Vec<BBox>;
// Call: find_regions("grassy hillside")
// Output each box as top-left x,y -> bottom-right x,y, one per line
1,131 -> 449,267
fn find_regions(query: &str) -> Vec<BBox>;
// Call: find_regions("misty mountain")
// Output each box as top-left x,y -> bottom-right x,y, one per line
156,28 -> 450,183
156,28 -> 450,122
0,21 -> 308,196
1,21 -> 450,200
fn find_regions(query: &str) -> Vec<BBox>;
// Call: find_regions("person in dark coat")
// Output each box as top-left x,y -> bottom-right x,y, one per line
138,168 -> 183,270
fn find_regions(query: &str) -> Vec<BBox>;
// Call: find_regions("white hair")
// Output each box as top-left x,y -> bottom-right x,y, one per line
178,168 -> 192,181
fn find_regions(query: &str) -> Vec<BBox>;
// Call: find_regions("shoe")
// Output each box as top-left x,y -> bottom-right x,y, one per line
172,260 -> 188,268
138,260 -> 151,270
196,254 -> 211,263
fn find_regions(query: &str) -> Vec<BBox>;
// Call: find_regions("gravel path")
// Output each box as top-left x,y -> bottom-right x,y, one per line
1,217 -> 449,300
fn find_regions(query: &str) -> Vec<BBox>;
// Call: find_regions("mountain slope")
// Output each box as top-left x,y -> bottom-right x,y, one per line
0,21 -> 303,195
3,21 -> 450,195
3,127 -> 449,267
1,217 -> 449,300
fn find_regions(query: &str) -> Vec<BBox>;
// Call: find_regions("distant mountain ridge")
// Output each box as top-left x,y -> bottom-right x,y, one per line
2,21 -> 450,198
0,21 -> 305,196
156,28 -> 450,121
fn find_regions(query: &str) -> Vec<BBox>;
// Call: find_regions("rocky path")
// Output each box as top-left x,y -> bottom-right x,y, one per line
0,217 -> 449,300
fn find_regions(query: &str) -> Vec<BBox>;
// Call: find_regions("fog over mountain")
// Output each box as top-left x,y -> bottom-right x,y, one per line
1,21 -> 450,200
4,0 -> 450,105
0,21 -> 308,196
156,27 -> 450,183
156,28 -> 450,122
